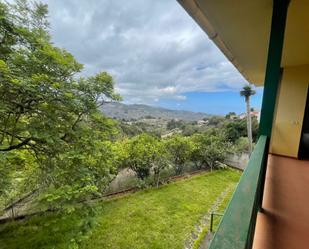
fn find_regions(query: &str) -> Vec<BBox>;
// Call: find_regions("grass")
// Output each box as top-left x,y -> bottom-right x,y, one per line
0,169 -> 240,249
212,188 -> 234,231
192,185 -> 235,249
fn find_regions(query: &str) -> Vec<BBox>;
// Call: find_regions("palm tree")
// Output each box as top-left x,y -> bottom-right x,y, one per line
240,85 -> 256,155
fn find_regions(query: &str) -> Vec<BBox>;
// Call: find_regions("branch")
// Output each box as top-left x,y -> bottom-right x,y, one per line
97,99 -> 112,108
71,112 -> 84,131
0,137 -> 32,151
60,112 -> 84,141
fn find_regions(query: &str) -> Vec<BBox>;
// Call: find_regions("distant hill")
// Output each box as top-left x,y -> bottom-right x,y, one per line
100,102 -> 210,121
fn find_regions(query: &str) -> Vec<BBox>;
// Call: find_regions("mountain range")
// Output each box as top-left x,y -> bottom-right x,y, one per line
100,102 -> 210,121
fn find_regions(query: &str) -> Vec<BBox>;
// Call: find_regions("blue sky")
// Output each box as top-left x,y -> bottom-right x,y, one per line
42,0 -> 263,115
158,89 -> 263,115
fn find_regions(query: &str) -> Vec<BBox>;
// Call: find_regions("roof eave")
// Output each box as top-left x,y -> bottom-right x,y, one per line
177,0 -> 253,84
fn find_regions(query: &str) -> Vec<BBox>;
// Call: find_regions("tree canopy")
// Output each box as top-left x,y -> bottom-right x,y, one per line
0,1 -> 121,207
121,134 -> 167,180
165,135 -> 193,175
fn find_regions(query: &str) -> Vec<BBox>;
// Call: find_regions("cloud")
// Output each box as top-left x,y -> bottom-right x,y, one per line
174,95 -> 187,101
42,0 -> 248,104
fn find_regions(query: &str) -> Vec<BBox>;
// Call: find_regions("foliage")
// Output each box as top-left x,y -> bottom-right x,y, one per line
122,134 -> 168,181
224,117 -> 259,143
224,118 -> 247,142
240,85 -> 256,100
225,112 -> 236,119
166,119 -> 185,130
182,123 -> 199,136
164,135 -> 193,175
207,116 -> 225,126
0,1 -> 121,207
151,145 -> 170,187
117,122 -> 144,137
191,131 -> 230,170
230,136 -> 250,153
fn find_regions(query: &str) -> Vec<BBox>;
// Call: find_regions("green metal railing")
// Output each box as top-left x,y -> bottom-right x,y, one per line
208,135 -> 269,249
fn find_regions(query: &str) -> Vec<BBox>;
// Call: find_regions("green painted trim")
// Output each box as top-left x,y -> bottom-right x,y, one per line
259,0 -> 289,136
208,136 -> 269,249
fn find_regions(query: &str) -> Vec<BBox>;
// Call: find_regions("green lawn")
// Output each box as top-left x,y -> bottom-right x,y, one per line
192,185 -> 235,249
0,169 -> 240,249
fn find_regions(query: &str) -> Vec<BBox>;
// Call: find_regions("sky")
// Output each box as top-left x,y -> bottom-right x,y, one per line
40,0 -> 263,115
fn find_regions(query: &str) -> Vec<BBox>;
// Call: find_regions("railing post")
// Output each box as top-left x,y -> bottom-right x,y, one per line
258,0 -> 290,217
259,0 -> 289,137
210,212 -> 214,233
257,138 -> 270,210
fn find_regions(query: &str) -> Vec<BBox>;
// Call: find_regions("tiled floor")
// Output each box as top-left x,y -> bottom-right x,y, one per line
252,155 -> 309,249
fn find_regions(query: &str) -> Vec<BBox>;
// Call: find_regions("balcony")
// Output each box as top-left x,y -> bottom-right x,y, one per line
253,155 -> 309,249
209,136 -> 309,248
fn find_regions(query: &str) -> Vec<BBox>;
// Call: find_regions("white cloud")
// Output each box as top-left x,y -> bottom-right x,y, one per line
160,86 -> 177,95
174,95 -> 187,101
42,0 -> 248,104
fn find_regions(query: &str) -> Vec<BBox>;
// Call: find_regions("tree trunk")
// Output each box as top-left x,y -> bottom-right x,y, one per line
246,97 -> 253,155
156,171 -> 161,188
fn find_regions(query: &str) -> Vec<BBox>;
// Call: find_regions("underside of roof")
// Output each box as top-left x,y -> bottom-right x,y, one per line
177,0 -> 309,86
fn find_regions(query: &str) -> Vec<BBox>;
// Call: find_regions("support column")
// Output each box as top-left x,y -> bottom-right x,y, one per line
255,0 -> 290,246
259,0 -> 290,137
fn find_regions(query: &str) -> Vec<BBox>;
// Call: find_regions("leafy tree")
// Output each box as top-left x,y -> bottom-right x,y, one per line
224,119 -> 247,143
166,119 -> 185,130
207,116 -> 225,126
240,85 -> 256,154
191,132 -> 228,171
225,112 -> 236,119
224,117 -> 259,145
251,116 -> 259,142
0,1 -> 121,206
152,142 -> 170,187
164,135 -> 193,175
231,136 -> 250,153
122,134 -> 163,180
117,122 -> 144,137
182,124 -> 199,136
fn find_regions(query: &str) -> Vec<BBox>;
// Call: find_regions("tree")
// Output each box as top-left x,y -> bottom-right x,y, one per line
120,134 -> 169,187
164,135 -> 193,175
182,124 -> 199,136
166,119 -> 185,130
0,1 -> 121,206
240,85 -> 256,155
191,132 -> 228,171
152,142 -> 169,188
207,116 -> 225,127
224,119 -> 247,143
225,112 -> 236,119
123,134 -> 162,180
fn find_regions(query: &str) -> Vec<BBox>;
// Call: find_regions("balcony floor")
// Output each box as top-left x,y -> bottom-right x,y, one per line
253,154 -> 309,249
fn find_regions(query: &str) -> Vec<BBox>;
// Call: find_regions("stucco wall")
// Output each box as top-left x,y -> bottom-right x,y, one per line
224,152 -> 249,171
270,65 -> 309,157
